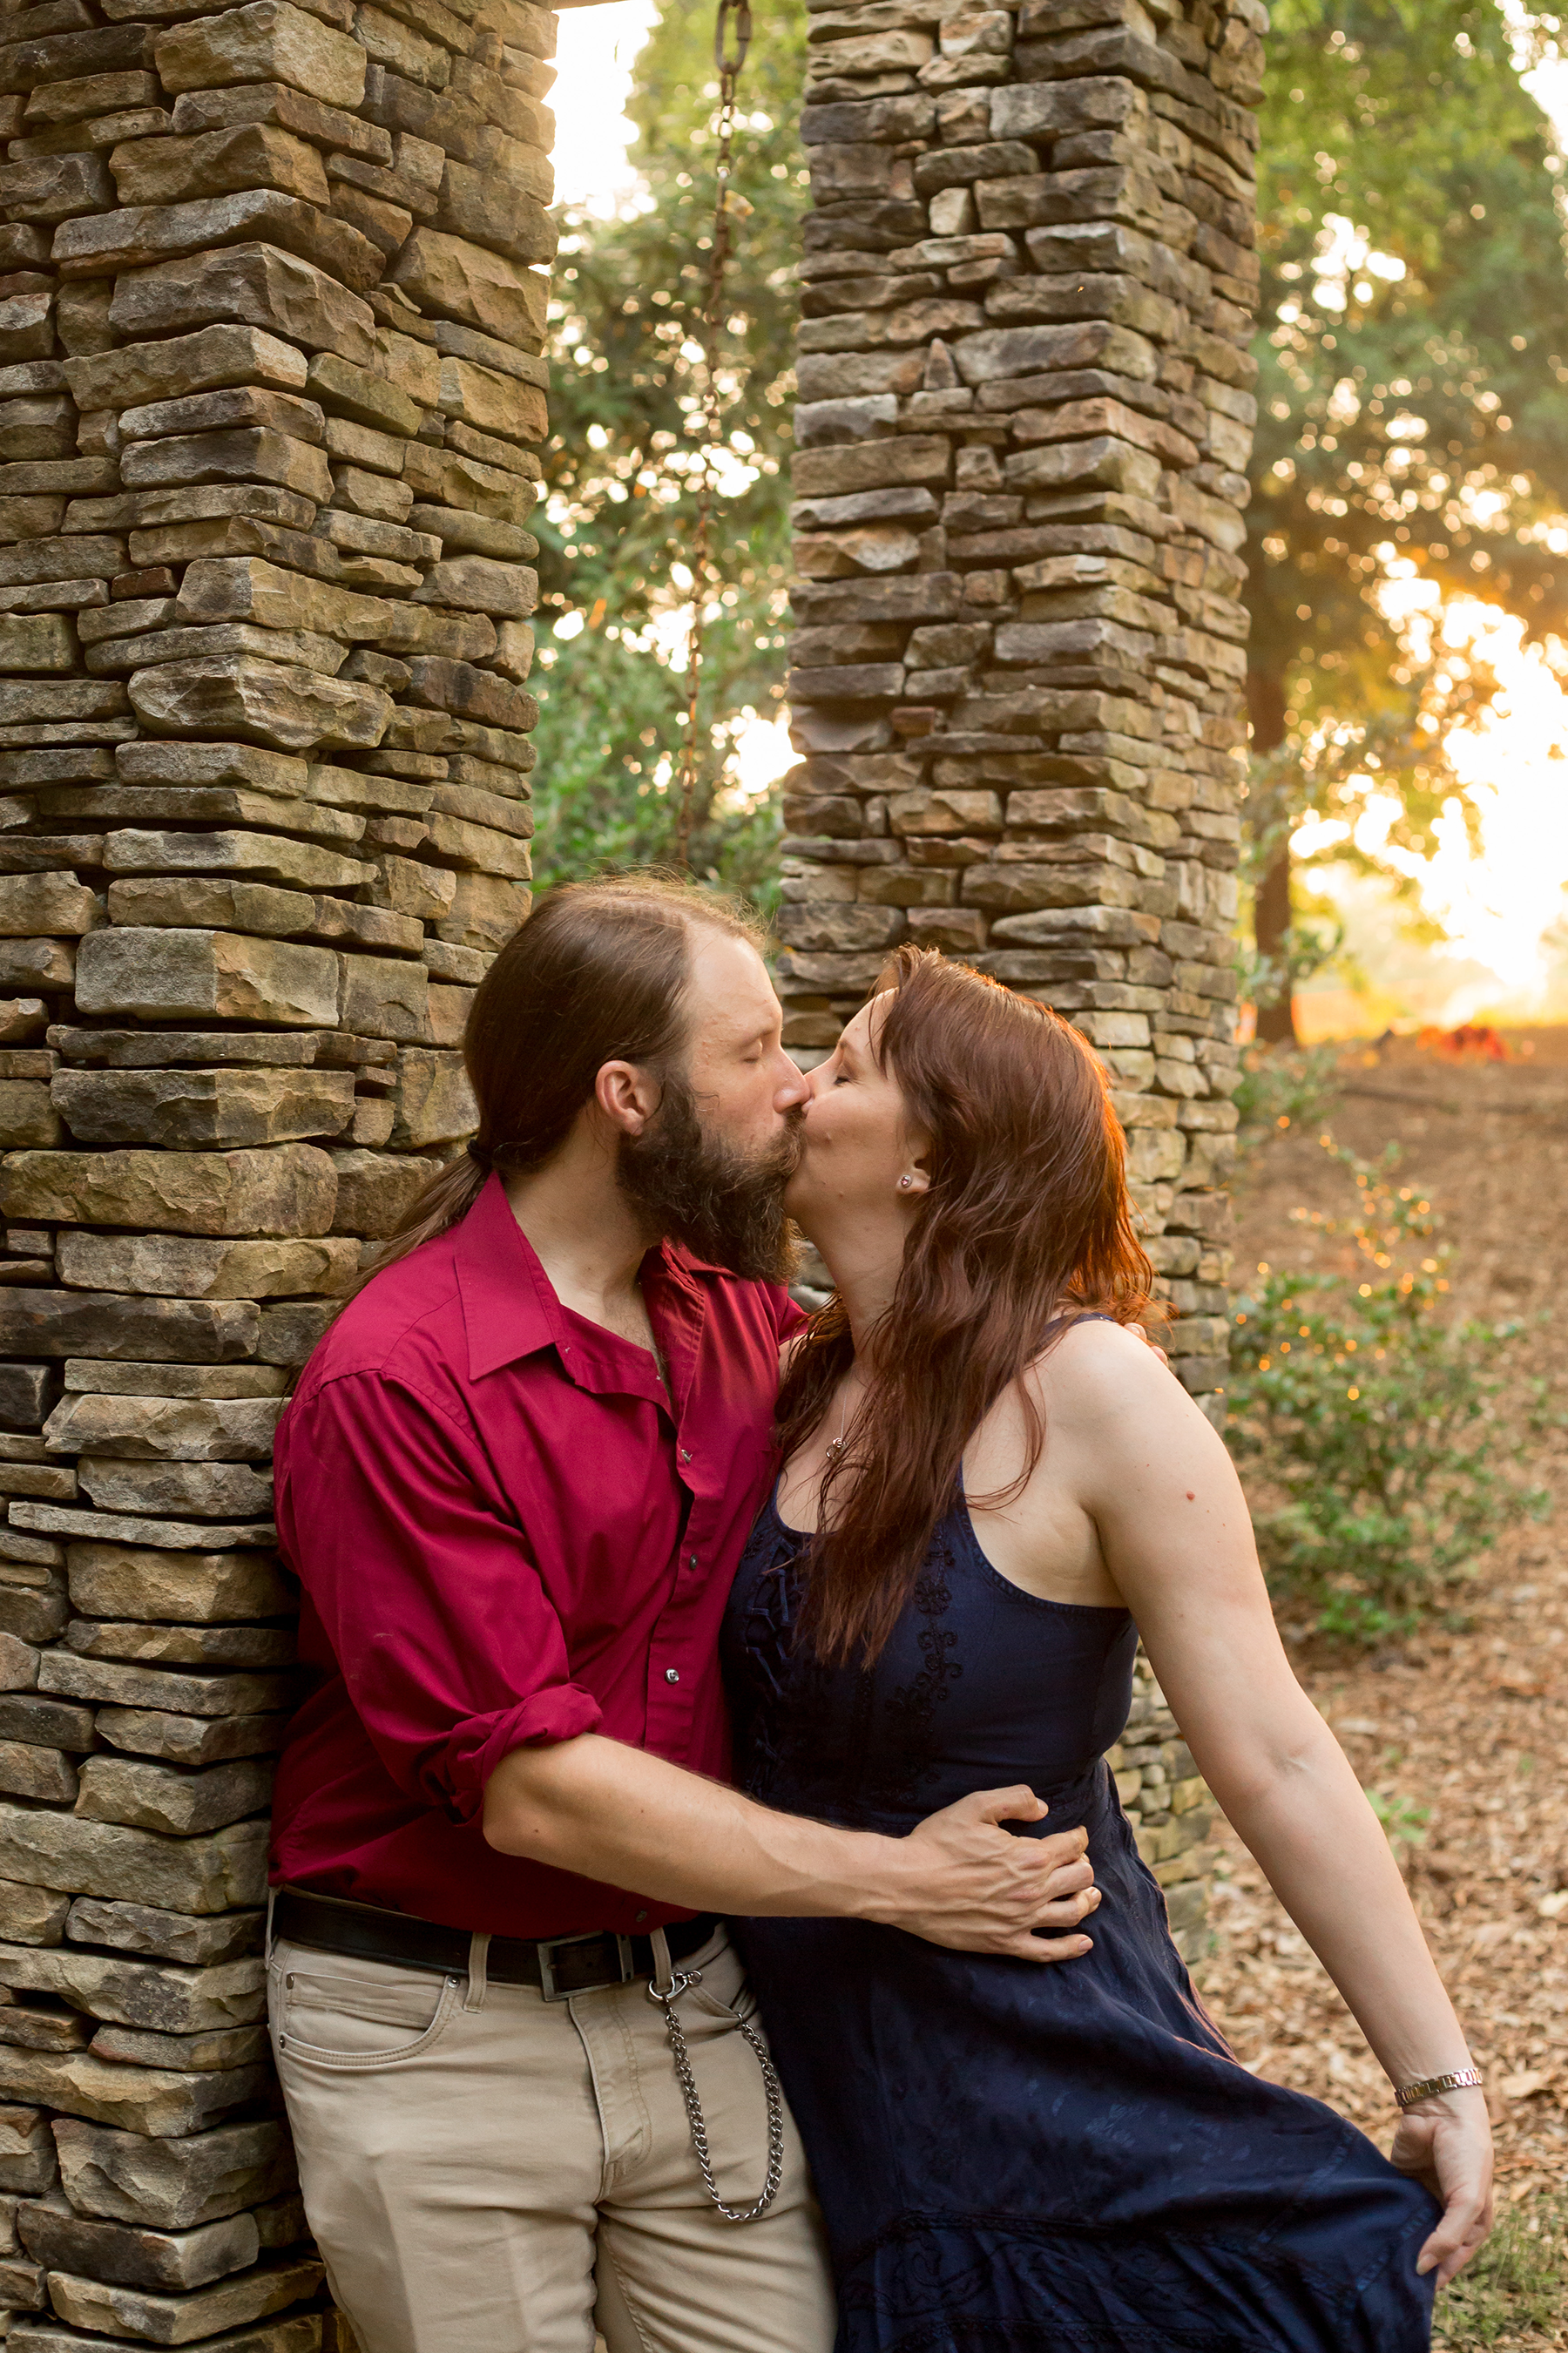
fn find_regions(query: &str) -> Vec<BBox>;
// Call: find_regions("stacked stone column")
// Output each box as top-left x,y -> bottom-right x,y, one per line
779,0 -> 1261,1429
0,0 -> 553,2338
778,0 -> 1264,1956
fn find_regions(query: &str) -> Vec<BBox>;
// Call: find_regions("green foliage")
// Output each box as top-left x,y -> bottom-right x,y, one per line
530,0 -> 810,902
1244,3 -> 1568,970
1227,1139 -> 1546,1640
1252,3 -> 1568,692
1232,1041 -> 1344,1166
1435,2194 -> 1568,2346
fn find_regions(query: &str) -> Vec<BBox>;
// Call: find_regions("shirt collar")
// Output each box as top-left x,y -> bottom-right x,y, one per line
452,1173 -> 727,1385
454,1173 -> 560,1380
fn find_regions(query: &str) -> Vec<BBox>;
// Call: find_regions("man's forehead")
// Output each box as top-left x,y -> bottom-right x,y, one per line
686,931 -> 775,1017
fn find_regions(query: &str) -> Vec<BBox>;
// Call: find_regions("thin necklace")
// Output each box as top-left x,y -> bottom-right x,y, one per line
633,1274 -> 669,1387
822,1383 -> 852,1466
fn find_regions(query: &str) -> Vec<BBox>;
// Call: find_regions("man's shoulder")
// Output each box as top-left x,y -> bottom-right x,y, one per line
292,1234 -> 465,1405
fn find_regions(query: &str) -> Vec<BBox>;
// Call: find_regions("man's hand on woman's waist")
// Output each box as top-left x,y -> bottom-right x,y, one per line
483,1732 -> 1098,1960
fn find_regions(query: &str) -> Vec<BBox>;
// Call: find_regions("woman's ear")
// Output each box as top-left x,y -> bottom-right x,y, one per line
896,1136 -> 933,1198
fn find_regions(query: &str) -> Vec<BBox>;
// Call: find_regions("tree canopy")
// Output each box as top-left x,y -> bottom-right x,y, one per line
1246,1 -> 1568,1031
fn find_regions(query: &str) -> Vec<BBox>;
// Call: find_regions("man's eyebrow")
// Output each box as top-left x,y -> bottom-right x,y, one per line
722,1017 -> 775,1050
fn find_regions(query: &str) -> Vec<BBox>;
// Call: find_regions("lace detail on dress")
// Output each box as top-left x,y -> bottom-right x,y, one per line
870,1528 -> 963,1815
729,1494 -> 965,1820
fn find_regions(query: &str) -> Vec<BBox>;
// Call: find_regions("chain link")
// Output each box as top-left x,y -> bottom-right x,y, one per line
672,0 -> 752,873
646,1966 -> 786,2223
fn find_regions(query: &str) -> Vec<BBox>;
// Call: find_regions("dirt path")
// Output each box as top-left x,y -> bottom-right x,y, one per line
1194,1032 -> 1568,2345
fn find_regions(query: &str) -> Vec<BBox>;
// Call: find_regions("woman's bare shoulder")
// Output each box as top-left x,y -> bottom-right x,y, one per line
1040,1313 -> 1166,1375
1026,1315 -> 1195,1429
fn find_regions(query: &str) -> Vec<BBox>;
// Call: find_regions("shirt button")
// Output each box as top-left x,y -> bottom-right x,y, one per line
680,1447 -> 692,1463
687,1554 -> 698,1569
666,1668 -> 680,1684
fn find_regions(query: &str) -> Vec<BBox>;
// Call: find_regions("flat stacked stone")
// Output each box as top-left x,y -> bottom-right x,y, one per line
0,0 -> 553,2336
779,0 -> 1263,1423
1113,1656 -> 1212,1964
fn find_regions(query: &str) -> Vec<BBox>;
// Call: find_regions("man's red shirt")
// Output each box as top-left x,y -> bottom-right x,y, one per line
268,1172 -> 801,1938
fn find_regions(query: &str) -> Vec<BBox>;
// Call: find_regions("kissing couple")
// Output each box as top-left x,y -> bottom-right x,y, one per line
265,875 -> 1491,2353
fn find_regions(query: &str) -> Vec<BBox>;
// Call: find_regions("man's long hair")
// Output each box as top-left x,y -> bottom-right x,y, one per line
775,947 -> 1156,1667
361,875 -> 767,1283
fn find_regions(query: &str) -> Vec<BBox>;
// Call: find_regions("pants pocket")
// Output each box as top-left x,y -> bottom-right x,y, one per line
272,1951 -> 463,2072
679,1936 -> 765,2036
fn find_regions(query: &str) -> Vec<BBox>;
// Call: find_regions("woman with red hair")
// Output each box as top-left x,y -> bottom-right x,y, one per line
722,948 -> 1490,2352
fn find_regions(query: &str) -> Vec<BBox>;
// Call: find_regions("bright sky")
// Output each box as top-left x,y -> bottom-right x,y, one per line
550,9 -> 1568,1016
551,1 -> 658,215
1295,591 -> 1568,1024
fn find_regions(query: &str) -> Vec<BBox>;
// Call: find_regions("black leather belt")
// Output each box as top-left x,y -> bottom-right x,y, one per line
273,1888 -> 721,2003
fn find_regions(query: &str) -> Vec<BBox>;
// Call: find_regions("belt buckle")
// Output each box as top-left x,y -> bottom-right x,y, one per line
537,1930 -> 635,2003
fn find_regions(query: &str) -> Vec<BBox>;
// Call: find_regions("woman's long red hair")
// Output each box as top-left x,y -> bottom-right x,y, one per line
776,948 -> 1155,1667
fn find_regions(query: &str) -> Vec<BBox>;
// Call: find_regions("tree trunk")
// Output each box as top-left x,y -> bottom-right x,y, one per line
1247,665 -> 1297,1046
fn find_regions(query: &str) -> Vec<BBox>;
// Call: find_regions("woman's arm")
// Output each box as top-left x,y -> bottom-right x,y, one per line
1036,1323 -> 1492,2286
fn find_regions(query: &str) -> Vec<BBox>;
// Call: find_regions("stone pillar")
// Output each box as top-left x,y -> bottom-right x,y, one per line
780,0 -> 1264,1957
780,0 -> 1261,1433
0,0 -> 553,2336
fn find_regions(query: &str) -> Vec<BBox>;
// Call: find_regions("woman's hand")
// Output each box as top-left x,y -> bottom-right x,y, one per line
1389,2089 -> 1494,2287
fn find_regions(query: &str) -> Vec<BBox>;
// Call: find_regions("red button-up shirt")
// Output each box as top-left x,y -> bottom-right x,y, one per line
268,1172 -> 801,1938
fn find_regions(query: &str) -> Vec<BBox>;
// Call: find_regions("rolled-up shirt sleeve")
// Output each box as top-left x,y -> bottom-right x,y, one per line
275,1369 -> 602,1824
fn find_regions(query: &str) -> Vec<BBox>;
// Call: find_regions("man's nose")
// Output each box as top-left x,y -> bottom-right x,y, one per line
773,1051 -> 813,1112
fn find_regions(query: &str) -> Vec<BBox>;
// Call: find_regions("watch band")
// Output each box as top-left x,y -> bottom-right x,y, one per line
1395,2068 -> 1484,2110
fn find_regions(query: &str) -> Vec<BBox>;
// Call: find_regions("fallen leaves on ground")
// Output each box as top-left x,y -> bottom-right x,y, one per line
1193,1032 -> 1568,2349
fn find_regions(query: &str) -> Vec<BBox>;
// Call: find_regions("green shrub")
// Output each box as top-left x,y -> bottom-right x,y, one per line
1232,1042 -> 1343,1168
1435,2194 -> 1568,2347
1227,1139 -> 1547,1642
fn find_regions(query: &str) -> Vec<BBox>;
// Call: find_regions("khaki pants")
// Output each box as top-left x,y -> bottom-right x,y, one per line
267,1920 -> 836,2353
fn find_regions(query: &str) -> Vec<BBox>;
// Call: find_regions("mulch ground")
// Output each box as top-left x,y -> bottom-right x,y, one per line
1192,1028 -> 1568,2346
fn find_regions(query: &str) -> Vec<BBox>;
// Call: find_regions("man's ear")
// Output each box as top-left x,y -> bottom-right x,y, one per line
595,1059 -> 663,1138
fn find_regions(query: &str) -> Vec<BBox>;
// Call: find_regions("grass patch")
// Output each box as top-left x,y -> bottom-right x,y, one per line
1436,2194 -> 1568,2347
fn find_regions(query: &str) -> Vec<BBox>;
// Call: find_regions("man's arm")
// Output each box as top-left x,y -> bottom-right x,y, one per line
484,1734 -> 1098,1961
281,1369 -> 1098,1962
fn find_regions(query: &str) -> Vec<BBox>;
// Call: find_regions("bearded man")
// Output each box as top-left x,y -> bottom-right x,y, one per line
267,876 -> 1096,2353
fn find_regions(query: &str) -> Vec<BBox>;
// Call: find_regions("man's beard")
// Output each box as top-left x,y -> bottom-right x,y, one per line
617,1075 -> 803,1284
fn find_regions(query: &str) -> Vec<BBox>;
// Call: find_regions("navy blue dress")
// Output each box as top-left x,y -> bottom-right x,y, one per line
721,1485 -> 1439,2352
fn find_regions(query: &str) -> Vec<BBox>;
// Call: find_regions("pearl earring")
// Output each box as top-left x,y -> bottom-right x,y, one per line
898,1176 -> 912,1190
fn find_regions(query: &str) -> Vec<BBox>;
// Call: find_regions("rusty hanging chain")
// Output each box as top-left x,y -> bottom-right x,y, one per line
672,0 -> 752,873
